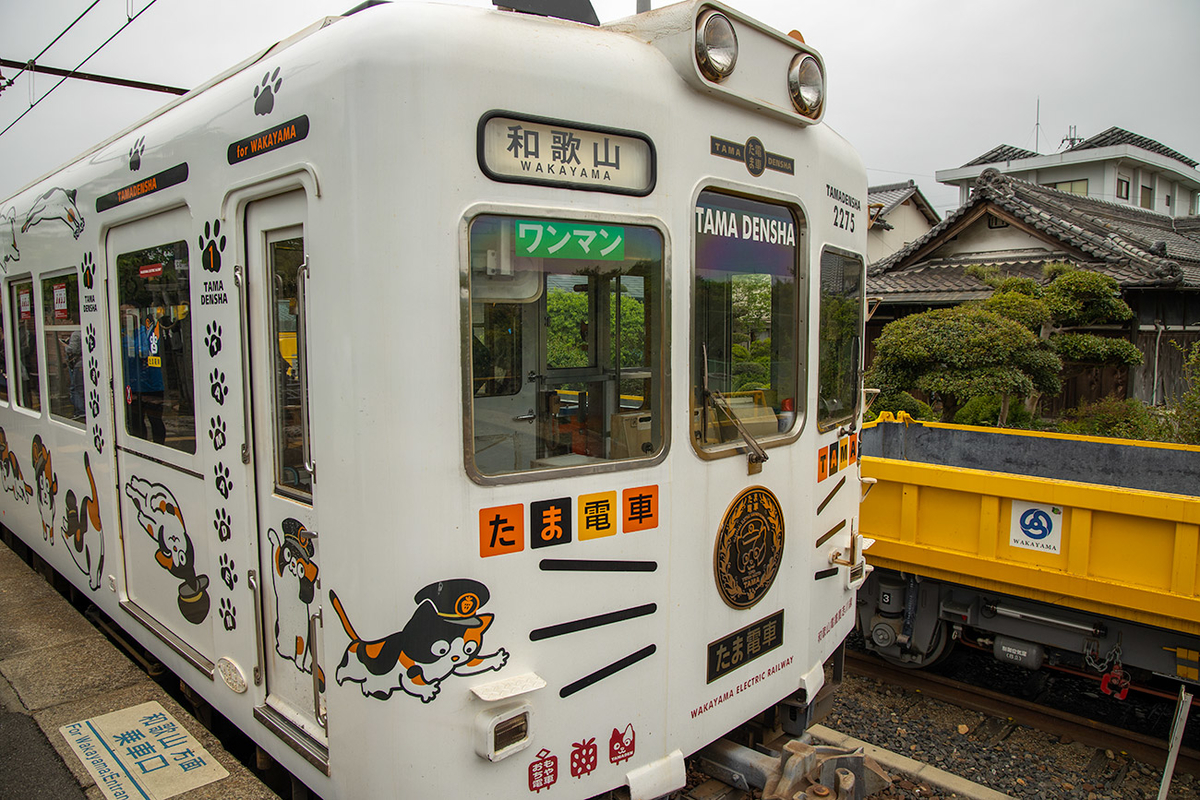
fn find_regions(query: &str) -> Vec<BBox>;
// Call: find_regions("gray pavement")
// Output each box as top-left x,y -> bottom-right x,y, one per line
0,540 -> 277,800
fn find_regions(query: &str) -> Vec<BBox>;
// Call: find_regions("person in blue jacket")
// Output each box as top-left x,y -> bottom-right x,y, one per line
124,309 -> 166,444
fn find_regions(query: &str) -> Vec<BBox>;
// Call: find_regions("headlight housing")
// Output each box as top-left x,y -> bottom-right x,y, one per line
695,11 -> 738,82
788,53 -> 824,118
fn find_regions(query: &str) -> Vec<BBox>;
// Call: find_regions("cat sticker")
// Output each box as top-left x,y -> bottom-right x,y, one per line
61,453 -> 104,591
330,579 -> 509,703
268,518 -> 321,679
0,428 -> 32,502
22,187 -> 85,240
0,207 -> 19,270
31,435 -> 58,544
124,476 -> 210,624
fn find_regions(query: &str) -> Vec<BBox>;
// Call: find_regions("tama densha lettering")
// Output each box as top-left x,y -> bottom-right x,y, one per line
117,177 -> 157,203
695,207 -> 796,246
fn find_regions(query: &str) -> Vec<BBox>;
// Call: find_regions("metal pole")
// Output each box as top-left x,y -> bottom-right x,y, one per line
1156,684 -> 1194,800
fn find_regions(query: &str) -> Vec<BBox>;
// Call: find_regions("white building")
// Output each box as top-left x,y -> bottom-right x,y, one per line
936,127 -> 1200,218
866,180 -> 940,264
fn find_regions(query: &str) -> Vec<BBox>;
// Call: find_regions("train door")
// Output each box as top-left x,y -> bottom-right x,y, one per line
107,208 -> 213,667
245,192 -> 327,750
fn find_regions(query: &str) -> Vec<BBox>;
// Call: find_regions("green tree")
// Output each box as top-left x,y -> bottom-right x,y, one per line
867,305 -> 1061,422
1174,341 -> 1200,445
545,286 -> 648,371
972,264 -> 1142,415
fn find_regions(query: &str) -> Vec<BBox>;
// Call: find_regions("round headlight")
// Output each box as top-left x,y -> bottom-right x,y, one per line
696,11 -> 738,82
788,54 -> 824,117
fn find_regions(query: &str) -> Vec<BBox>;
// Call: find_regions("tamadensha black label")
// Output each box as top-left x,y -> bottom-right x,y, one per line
96,163 -> 189,213
228,116 -> 310,164
706,609 -> 784,683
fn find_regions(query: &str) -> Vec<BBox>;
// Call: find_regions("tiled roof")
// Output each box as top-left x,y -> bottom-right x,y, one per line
960,144 -> 1040,168
1066,126 -> 1198,169
869,170 -> 1200,297
867,179 -> 941,228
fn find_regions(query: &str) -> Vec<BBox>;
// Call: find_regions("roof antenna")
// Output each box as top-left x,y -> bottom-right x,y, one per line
1061,124 -> 1084,150
1035,97 -> 1040,154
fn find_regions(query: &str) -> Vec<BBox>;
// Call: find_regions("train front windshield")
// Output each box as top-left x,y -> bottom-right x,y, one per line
467,215 -> 664,479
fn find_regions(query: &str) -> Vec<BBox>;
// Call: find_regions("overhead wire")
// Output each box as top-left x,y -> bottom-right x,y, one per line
2,0 -> 105,89
0,0 -> 162,141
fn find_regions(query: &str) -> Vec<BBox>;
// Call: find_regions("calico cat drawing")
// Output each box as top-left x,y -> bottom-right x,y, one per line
330,579 -> 508,703
0,428 -> 32,502
61,452 -> 104,591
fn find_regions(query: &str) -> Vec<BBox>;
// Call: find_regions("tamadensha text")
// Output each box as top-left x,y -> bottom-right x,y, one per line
689,655 -> 794,719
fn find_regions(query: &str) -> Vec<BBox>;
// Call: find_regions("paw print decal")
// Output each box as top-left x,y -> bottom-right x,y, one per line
88,389 -> 100,419
219,598 -> 237,631
219,553 -> 238,591
129,137 -> 145,171
200,219 -> 225,273
88,356 -> 100,387
214,508 -> 232,542
85,323 -> 97,353
254,68 -> 282,116
81,252 -> 95,290
205,323 -> 223,358
208,416 -> 227,451
92,425 -> 104,454
214,463 -> 232,500
209,369 -> 229,406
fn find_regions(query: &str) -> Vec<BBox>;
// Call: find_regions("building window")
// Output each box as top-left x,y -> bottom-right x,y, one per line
1165,195 -> 1172,208
1140,186 -> 1154,210
1117,178 -> 1130,200
1044,179 -> 1088,196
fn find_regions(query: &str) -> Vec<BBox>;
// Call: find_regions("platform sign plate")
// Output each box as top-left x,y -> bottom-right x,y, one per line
1009,500 -> 1063,554
60,700 -> 228,800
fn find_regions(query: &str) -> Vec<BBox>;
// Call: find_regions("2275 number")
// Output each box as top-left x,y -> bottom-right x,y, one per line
833,205 -> 855,233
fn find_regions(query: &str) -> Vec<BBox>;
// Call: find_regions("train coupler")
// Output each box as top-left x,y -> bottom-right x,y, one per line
1100,667 -> 1131,701
695,738 -> 890,800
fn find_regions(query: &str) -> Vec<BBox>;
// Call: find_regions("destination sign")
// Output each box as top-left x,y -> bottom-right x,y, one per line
480,114 -> 654,195
228,115 -> 310,164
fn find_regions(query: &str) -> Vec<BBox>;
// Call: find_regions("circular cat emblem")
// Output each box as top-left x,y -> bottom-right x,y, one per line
713,486 -> 784,609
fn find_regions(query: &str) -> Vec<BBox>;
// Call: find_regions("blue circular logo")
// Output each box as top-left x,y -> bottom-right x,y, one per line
1020,509 -> 1053,540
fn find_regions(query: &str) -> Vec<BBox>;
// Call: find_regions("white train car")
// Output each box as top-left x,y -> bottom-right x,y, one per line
0,2 -> 869,797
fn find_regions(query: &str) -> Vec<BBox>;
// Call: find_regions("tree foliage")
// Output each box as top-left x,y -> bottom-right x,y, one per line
867,305 -> 1061,421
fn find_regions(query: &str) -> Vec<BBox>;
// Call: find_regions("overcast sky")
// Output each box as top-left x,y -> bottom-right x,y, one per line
2,0 -> 1198,217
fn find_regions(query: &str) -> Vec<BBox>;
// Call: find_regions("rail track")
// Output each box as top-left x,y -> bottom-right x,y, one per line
845,648 -> 1200,778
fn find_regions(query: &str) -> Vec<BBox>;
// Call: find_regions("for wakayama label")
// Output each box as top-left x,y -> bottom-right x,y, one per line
228,116 -> 310,164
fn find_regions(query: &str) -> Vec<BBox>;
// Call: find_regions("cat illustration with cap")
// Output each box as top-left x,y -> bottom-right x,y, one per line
268,518 -> 321,677
330,579 -> 509,702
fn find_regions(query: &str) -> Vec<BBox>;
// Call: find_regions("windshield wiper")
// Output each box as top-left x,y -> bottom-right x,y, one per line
702,344 -> 768,471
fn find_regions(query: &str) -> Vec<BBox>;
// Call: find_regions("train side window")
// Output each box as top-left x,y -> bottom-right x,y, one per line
692,190 -> 805,454
0,295 -> 8,405
115,241 -> 196,454
466,214 -> 664,480
10,279 -> 41,412
817,248 -> 864,431
42,272 -> 84,425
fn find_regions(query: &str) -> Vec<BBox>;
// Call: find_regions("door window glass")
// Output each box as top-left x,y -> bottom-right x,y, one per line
0,291 -> 9,404
116,241 -> 195,453
11,280 -> 40,411
817,249 -> 864,430
693,191 -> 803,452
268,235 -> 311,499
43,273 -> 84,425
467,215 -> 664,479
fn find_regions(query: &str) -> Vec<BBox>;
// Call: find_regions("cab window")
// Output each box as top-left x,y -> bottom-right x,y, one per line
817,248 -> 864,430
467,215 -> 664,480
692,190 -> 804,453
